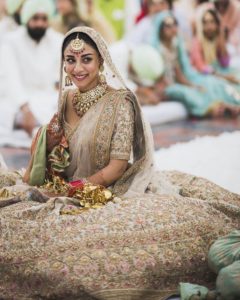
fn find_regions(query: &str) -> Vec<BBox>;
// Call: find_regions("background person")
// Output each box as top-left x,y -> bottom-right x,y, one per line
0,0 -> 63,136
0,0 -> 25,41
51,0 -> 88,34
191,7 -> 240,86
150,11 -> 240,118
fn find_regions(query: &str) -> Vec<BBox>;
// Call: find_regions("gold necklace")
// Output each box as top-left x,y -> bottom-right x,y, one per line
72,83 -> 107,117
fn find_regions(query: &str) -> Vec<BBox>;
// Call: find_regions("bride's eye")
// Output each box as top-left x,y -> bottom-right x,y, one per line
82,57 -> 92,63
65,58 -> 75,64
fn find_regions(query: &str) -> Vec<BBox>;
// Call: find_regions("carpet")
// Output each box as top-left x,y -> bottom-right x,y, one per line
153,118 -> 240,149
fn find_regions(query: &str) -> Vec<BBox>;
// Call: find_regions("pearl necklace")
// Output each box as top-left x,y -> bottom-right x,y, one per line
72,83 -> 107,117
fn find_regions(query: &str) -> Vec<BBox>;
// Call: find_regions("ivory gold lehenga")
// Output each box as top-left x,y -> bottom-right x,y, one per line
0,27 -> 240,300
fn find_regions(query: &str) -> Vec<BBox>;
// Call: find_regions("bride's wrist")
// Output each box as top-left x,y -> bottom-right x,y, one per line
69,178 -> 88,187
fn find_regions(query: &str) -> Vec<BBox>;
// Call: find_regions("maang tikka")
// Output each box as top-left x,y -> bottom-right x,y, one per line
70,34 -> 85,54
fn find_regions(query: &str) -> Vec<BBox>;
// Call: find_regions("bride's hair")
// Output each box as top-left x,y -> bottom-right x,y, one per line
62,32 -> 101,59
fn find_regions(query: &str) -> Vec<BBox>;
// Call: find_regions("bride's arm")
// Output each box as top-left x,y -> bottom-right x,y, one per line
86,97 -> 134,187
86,159 -> 128,187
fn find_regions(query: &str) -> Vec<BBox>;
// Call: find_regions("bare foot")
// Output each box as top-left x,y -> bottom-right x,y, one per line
136,86 -> 160,105
210,103 -> 225,118
209,103 -> 240,118
222,104 -> 240,118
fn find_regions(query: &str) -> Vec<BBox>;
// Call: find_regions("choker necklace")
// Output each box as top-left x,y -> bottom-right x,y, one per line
72,83 -> 107,117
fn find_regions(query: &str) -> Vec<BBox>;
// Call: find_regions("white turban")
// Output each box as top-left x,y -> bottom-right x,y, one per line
131,45 -> 165,86
21,0 -> 55,25
6,0 -> 25,15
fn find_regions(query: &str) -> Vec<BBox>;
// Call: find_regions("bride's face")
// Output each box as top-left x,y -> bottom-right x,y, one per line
64,42 -> 101,92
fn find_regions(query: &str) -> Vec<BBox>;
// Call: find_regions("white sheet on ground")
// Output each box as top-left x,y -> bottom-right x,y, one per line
142,102 -> 188,125
155,131 -> 240,194
0,151 -> 7,170
0,126 -> 32,148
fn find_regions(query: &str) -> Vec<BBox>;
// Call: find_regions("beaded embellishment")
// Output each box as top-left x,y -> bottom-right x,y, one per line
72,83 -> 107,117
70,35 -> 85,54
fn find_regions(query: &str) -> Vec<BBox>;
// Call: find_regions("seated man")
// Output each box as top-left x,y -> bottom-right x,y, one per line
0,0 -> 25,41
0,0 -> 63,136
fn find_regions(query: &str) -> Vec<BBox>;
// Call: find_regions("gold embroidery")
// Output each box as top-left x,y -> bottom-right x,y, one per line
112,156 -> 146,195
91,90 -> 146,196
91,91 -> 122,171
110,99 -> 134,161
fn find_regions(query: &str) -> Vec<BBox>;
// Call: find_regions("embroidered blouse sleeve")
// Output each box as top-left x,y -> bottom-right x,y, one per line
110,98 -> 134,160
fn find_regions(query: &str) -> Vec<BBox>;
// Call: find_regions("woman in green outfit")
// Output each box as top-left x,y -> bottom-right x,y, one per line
150,11 -> 240,118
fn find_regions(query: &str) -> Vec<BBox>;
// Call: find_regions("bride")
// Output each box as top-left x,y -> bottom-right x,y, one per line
0,26 -> 239,300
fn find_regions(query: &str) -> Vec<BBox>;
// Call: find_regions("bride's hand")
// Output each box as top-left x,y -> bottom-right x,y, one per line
46,113 -> 63,153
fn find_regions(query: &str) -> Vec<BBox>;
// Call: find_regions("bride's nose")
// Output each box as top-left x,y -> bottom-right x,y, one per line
74,61 -> 84,73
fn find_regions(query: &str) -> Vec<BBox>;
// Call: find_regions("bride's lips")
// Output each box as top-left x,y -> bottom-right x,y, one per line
73,74 -> 88,81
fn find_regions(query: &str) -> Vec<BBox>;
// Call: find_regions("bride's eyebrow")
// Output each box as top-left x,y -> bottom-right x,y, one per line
81,53 -> 94,57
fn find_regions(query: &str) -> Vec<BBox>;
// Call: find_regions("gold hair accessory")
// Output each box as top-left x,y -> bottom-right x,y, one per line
70,34 -> 85,54
72,83 -> 107,117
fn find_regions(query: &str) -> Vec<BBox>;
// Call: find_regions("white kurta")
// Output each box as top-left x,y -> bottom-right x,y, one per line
0,16 -> 19,43
0,26 -> 63,128
124,16 -> 153,46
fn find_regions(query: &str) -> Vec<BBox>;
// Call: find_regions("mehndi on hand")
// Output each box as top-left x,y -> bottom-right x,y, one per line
46,113 -> 63,153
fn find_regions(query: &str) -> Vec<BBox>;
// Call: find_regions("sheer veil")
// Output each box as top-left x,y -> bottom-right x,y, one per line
58,26 -> 155,196
58,26 -> 126,117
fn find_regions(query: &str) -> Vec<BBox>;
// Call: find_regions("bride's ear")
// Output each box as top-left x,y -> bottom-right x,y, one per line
99,56 -> 104,66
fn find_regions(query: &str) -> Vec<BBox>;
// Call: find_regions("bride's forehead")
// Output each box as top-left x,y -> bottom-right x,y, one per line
64,42 -> 97,55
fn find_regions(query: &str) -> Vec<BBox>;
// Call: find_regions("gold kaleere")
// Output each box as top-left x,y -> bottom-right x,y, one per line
42,176 -> 114,215
43,176 -> 69,196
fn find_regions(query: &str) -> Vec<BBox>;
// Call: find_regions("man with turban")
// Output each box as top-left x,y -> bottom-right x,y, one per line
0,0 -> 25,41
0,0 -> 63,136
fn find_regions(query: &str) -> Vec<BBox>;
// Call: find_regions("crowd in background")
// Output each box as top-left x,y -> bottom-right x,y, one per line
1,0 -> 240,137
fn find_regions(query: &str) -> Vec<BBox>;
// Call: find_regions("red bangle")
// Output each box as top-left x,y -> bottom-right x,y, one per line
68,178 -> 88,197
69,179 -> 86,187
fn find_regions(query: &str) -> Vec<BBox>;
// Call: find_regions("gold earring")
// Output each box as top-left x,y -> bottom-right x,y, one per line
99,65 -> 106,85
65,75 -> 73,87
64,67 -> 72,86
